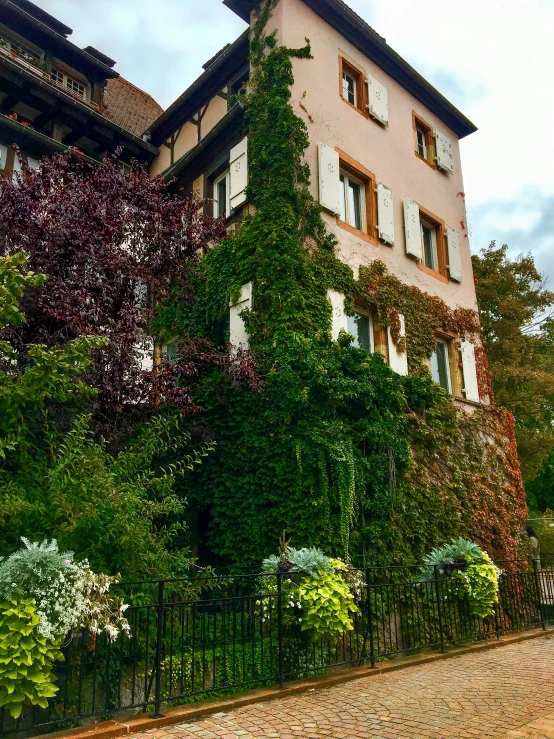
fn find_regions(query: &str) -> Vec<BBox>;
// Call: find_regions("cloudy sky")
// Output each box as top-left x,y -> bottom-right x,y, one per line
37,0 -> 554,279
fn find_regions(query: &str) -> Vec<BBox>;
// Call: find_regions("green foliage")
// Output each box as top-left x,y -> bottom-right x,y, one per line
262,547 -> 333,577
0,252 -> 106,459
0,598 -> 63,719
297,567 -> 358,641
423,538 -> 499,618
472,242 -> 554,483
0,415 -> 214,579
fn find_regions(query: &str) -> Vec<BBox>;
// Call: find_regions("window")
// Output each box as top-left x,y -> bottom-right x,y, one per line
431,339 -> 452,393
342,70 -> 356,106
51,66 -> 87,99
412,113 -> 434,167
338,56 -> 366,115
0,34 -> 41,65
421,219 -> 438,271
347,310 -> 373,353
340,171 -> 364,231
162,340 -> 179,366
214,170 -> 230,218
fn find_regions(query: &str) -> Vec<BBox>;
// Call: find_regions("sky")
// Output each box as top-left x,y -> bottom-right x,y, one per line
36,0 -> 554,281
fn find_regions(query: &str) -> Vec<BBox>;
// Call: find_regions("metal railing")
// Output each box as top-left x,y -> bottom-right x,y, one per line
2,560 -> 553,738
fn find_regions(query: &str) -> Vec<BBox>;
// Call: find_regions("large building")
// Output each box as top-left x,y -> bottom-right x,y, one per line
145,0 -> 483,408
0,0 -> 161,172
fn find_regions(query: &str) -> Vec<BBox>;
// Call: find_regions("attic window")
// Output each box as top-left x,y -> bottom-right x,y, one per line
51,67 -> 87,99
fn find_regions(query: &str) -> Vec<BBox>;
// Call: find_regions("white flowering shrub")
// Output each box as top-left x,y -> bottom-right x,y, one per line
0,538 -> 130,643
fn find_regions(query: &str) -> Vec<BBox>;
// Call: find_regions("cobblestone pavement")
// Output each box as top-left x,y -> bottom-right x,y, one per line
136,636 -> 554,739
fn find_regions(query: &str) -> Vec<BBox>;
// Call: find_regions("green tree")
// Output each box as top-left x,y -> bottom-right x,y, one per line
472,242 -> 554,483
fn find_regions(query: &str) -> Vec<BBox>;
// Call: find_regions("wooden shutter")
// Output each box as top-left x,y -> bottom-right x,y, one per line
460,340 -> 480,402
403,197 -> 422,260
435,130 -> 454,174
318,143 -> 340,215
365,74 -> 389,126
327,289 -> 348,341
229,137 -> 248,210
387,314 -> 408,376
446,226 -> 463,282
229,282 -> 252,348
376,183 -> 395,246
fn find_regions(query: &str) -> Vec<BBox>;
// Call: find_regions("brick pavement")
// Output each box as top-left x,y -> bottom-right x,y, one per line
135,635 -> 554,739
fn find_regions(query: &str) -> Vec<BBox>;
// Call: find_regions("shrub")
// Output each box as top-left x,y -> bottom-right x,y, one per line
297,569 -> 357,640
262,547 -> 333,578
0,599 -> 62,719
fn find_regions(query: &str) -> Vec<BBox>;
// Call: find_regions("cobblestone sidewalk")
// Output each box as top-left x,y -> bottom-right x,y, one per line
135,636 -> 554,739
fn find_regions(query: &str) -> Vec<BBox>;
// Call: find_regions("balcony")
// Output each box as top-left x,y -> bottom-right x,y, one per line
0,42 -> 100,112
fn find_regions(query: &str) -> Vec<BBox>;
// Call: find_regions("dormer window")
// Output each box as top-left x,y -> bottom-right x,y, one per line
51,67 -> 87,100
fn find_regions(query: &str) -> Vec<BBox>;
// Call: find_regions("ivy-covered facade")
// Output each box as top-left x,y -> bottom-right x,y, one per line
148,0 -> 527,568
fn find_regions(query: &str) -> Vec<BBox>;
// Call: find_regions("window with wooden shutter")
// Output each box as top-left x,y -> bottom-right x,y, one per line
347,309 -> 374,353
338,55 -> 366,115
365,74 -> 388,126
460,340 -> 480,403
446,226 -> 463,283
229,137 -> 248,210
403,197 -> 422,260
334,148 -> 378,244
318,143 -> 341,215
327,289 -> 348,341
434,130 -> 454,174
387,314 -> 408,376
412,112 -> 435,167
376,182 -> 394,246
229,282 -> 252,348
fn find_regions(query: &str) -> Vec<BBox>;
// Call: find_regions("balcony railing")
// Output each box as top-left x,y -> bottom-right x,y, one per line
0,43 -> 100,113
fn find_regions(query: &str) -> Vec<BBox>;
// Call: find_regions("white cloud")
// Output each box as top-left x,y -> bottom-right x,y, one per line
35,0 -> 554,278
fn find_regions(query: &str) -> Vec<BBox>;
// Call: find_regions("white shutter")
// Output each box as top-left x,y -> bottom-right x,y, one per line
460,340 -> 480,403
387,314 -> 408,376
229,281 -> 252,348
435,130 -> 453,174
365,74 -> 389,126
327,289 -> 348,341
318,143 -> 340,215
376,183 -> 394,246
0,144 -> 7,169
446,226 -> 463,282
403,197 -> 422,260
229,137 -> 248,210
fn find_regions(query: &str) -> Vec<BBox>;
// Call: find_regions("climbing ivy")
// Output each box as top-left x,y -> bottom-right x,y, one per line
156,0 -> 527,568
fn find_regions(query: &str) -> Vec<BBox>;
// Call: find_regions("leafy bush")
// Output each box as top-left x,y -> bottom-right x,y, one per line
297,568 -> 357,640
0,599 -> 63,719
422,537 -> 500,618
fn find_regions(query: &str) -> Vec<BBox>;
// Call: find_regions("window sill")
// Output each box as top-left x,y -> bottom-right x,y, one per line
337,218 -> 378,246
414,151 -> 435,169
453,395 -> 485,409
417,262 -> 449,284
340,95 -> 368,119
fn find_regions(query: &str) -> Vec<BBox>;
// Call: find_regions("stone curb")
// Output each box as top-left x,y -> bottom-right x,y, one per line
38,627 -> 554,739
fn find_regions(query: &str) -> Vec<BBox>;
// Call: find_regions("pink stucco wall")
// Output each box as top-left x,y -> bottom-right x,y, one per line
268,0 -> 477,313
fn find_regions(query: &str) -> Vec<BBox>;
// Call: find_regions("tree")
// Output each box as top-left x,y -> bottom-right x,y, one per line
472,242 -> 554,482
0,149 -> 227,430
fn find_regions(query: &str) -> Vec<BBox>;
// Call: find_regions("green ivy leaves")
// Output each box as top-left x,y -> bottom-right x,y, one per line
0,599 -> 62,719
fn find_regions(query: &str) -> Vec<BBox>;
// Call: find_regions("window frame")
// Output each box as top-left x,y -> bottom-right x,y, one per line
335,148 -> 378,245
338,55 -> 367,116
412,112 -> 435,168
431,338 -> 452,394
415,205 -> 448,281
420,217 -> 439,272
213,168 -> 231,219
347,308 -> 374,353
50,65 -> 88,101
340,170 -> 365,232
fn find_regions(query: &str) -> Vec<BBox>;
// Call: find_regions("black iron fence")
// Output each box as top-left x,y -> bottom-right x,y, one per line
2,560 -> 554,738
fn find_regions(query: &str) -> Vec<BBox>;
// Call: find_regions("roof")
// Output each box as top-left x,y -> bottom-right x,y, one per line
103,77 -> 164,138
8,0 -> 72,37
147,29 -> 249,146
224,0 -> 477,139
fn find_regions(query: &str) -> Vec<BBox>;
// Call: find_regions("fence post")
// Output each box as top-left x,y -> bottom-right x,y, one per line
365,568 -> 376,669
493,600 -> 502,641
532,559 -> 547,631
433,565 -> 445,653
277,573 -> 285,689
153,579 -> 165,718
